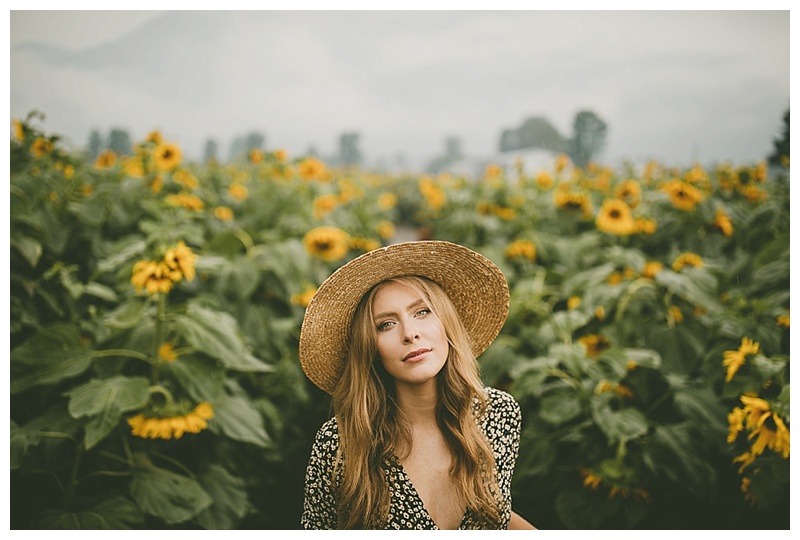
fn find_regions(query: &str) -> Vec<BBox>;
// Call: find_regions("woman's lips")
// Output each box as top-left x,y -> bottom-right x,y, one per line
403,348 -> 431,362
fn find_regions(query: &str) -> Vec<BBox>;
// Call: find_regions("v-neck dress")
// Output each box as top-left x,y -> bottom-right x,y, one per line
300,387 -> 522,529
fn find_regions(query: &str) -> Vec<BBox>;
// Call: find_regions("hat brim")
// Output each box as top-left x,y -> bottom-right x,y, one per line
299,241 -> 509,394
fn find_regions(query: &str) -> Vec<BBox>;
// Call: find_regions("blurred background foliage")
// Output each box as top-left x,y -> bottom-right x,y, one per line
9,111 -> 789,529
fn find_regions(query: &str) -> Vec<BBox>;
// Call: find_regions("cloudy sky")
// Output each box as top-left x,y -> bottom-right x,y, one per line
8,7 -> 791,171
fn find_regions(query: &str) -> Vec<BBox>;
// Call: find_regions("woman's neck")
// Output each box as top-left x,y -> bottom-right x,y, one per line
394,380 -> 439,426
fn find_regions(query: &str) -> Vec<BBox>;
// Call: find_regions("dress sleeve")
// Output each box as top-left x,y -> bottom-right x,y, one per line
300,418 -> 340,530
483,388 -> 522,501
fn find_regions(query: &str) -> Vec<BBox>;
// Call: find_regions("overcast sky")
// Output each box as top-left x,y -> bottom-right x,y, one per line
8,7 -> 792,171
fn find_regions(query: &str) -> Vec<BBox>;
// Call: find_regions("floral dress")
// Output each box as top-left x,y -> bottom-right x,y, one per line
300,387 -> 522,529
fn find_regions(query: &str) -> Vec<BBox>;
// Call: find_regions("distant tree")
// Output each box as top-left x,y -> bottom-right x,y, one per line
338,132 -> 362,166
107,128 -> 132,156
499,116 -> 567,153
204,138 -> 218,163
568,110 -> 607,168
768,109 -> 789,167
87,129 -> 103,161
229,131 -> 265,162
426,136 -> 463,173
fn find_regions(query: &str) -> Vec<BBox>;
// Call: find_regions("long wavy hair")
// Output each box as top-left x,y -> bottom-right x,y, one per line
331,275 -> 505,529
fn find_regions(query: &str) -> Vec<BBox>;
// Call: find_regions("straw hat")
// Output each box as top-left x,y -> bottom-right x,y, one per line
299,240 -> 509,394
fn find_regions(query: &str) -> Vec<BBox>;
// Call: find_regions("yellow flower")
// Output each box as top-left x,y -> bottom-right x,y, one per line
166,192 -> 205,210
30,137 -> 53,158
297,156 -> 330,181
228,182 -> 249,201
776,313 -> 790,328
146,130 -> 164,145
672,252 -> 704,271
158,342 -> 178,363
128,402 -> 214,440
214,206 -> 234,222
419,177 -> 447,210
349,237 -> 381,253
249,148 -> 264,164
729,395 -> 790,460
580,468 -> 602,490
554,191 -> 592,218
313,193 -> 340,220
163,240 -> 197,283
375,220 -> 396,240
723,337 -> 760,382
131,260 -> 178,295
153,142 -> 182,171
578,334 -> 610,358
614,179 -> 641,208
595,306 -> 605,320
12,119 -> 25,140
740,184 -> 768,203
94,149 -> 117,169
303,226 -> 350,262
634,217 -> 657,235
291,286 -> 318,307
56,161 -> 75,180
173,169 -> 199,190
535,171 -> 554,190
567,296 -> 581,310
150,175 -> 164,193
122,156 -> 145,178
669,305 -> 684,323
377,192 -> 397,210
661,179 -> 705,211
483,164 -> 503,181
712,209 -> 733,237
554,153 -> 570,174
504,239 -> 536,262
607,272 -> 622,285
273,149 -> 287,162
596,199 -> 636,236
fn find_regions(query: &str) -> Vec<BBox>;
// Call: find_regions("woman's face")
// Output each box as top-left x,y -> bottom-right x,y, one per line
371,281 -> 449,389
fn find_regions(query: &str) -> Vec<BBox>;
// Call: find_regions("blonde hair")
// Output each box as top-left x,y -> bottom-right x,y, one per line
331,275 -> 505,529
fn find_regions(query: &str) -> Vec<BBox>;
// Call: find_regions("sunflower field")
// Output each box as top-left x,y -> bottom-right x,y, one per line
9,112 -> 790,529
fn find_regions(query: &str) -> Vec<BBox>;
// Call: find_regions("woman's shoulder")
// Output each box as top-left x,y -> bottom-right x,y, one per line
482,386 -> 521,421
311,416 -> 340,453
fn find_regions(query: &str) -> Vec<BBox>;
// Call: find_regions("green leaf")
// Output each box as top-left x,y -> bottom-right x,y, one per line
130,466 -> 213,525
539,391 -> 583,426
64,375 -> 150,449
217,256 -> 260,300
11,232 -> 43,267
104,299 -> 148,329
591,397 -> 648,444
210,388 -> 271,447
38,496 -> 145,529
83,282 -> 119,302
195,465 -> 250,529
175,303 -> 273,372
10,324 -> 94,394
655,268 -> 720,312
10,419 -> 41,470
96,236 -> 146,273
163,355 -> 224,402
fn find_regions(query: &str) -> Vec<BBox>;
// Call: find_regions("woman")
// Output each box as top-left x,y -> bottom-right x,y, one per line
299,240 -> 536,530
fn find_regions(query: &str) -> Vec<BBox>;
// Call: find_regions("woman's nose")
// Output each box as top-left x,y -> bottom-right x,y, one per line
402,325 -> 420,343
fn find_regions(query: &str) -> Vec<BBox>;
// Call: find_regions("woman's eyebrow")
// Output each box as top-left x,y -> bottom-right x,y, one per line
373,298 -> 427,321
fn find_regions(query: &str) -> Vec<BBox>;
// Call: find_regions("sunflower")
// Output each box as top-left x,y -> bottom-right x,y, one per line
614,179 -> 641,207
146,130 -> 164,145
313,193 -> 340,220
567,296 -> 581,310
303,226 -> 350,262
30,137 -> 53,158
740,185 -> 768,203
12,119 -> 25,140
228,182 -> 249,201
377,192 -> 397,210
166,192 -> 205,211
153,142 -> 182,171
375,220 -> 396,240
712,208 -> 734,237
661,179 -> 705,211
163,240 -> 197,283
419,177 -> 447,210
722,337 -> 760,382
214,206 -> 234,222
128,402 -> 214,440
578,334 -> 610,358
173,169 -> 199,190
596,199 -> 637,235
642,261 -> 663,279
535,171 -> 554,190
553,191 -> 592,218
504,239 -> 536,262
122,156 -> 145,178
94,149 -> 117,169
158,342 -> 179,363
776,313 -> 789,328
249,148 -> 264,164
671,252 -> 704,271
130,260 -> 178,295
297,156 -> 330,181
669,305 -> 684,323
291,286 -> 318,308
349,237 -> 381,253
728,395 -> 790,460
634,217 -> 657,234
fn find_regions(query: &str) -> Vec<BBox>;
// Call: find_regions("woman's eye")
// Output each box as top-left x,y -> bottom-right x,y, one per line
415,308 -> 431,317
377,321 -> 394,331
